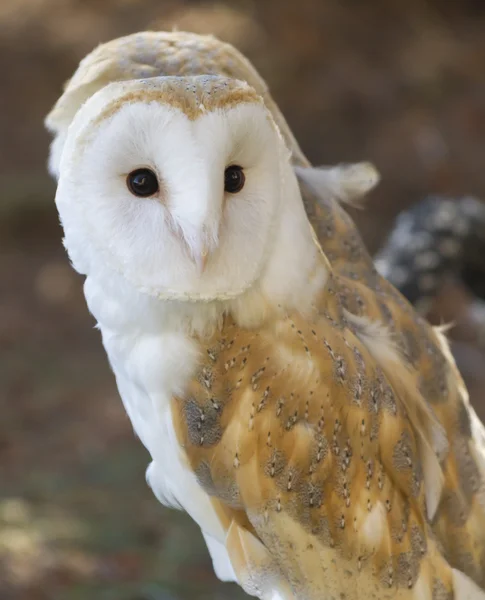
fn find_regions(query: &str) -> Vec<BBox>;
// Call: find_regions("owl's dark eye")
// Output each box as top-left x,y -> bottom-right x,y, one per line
224,165 -> 245,194
127,168 -> 159,197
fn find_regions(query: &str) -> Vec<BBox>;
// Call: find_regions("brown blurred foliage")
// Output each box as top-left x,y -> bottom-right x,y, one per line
1,1 -> 485,599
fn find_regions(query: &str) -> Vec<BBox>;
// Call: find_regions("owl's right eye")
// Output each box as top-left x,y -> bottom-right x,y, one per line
127,168 -> 159,197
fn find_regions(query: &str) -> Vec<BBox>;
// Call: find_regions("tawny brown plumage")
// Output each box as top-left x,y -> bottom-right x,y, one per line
47,31 -> 485,599
173,248 -> 485,598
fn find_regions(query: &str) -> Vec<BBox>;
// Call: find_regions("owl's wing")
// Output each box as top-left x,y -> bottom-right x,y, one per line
173,263 -> 485,598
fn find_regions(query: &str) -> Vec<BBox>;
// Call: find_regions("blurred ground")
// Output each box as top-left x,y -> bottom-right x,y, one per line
1,1 -> 485,598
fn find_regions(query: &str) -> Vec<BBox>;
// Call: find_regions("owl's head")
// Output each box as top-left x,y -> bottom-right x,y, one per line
55,75 -> 296,302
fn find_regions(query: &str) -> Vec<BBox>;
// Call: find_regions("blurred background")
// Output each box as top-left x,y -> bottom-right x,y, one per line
1,1 -> 485,598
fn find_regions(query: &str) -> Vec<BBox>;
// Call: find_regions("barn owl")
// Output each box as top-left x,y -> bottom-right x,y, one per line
46,32 -> 485,599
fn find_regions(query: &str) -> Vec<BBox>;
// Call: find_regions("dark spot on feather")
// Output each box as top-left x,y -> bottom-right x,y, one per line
457,402 -> 472,438
432,579 -> 452,600
184,399 -> 222,447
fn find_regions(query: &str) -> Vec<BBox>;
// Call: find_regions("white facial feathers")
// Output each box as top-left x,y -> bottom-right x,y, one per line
55,76 -> 294,302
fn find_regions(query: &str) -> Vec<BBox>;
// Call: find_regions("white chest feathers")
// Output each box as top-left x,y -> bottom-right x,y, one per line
83,275 -> 228,543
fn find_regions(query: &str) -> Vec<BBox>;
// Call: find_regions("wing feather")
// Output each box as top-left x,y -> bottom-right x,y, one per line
173,290 -> 459,598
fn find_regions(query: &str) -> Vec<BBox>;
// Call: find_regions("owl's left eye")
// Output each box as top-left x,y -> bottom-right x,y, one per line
224,165 -> 245,194
127,168 -> 159,197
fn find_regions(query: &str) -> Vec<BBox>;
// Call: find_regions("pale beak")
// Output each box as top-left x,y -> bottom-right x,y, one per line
195,244 -> 210,274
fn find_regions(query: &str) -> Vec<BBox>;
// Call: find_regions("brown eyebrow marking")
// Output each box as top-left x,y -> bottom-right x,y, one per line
93,76 -> 263,126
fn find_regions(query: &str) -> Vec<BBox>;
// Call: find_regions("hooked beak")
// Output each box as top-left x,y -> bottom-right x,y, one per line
182,202 -> 221,275
195,244 -> 210,274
